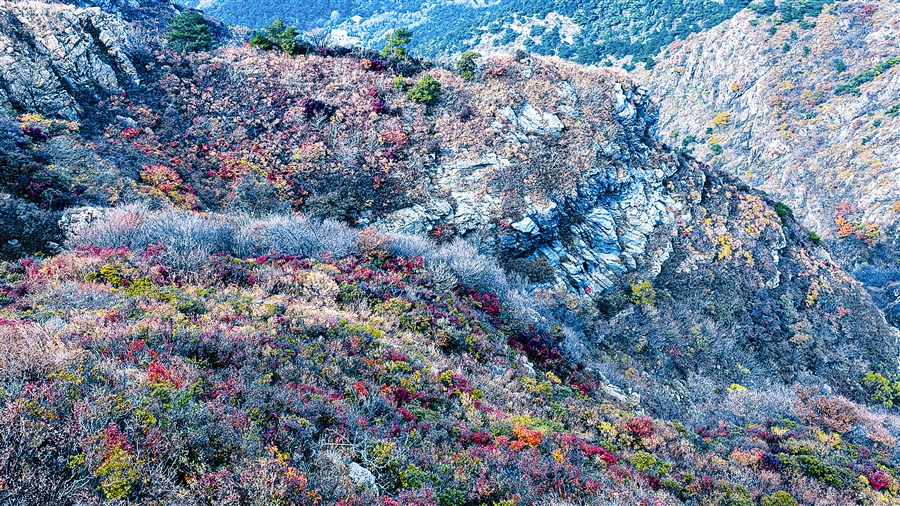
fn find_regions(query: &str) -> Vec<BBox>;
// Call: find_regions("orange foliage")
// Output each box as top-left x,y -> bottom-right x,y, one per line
513,424 -> 544,447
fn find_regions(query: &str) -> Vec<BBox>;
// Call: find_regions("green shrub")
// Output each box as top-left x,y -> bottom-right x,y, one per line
838,57 -> 900,95
94,445 -> 139,500
437,488 -> 466,506
249,19 -> 299,54
774,202 -> 792,225
630,279 -> 655,305
407,74 -> 442,105
628,450 -> 672,474
748,0 -> 777,15
797,455 -> 853,488
862,371 -> 900,408
761,491 -> 797,506
166,12 -> 214,54
709,142 -> 723,155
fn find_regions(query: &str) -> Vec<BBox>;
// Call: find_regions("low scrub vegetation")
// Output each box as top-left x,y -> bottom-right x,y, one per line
0,209 -> 899,504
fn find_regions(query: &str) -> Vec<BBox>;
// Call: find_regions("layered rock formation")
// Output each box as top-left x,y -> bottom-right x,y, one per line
377,75 -> 669,295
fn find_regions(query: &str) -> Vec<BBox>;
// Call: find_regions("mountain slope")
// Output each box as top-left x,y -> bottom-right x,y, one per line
641,0 -> 900,322
1,2 -> 900,504
1,0 -> 897,410
1,210 -> 898,505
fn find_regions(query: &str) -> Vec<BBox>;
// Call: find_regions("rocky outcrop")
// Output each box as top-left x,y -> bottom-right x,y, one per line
360,55 -> 899,398
0,0 -> 141,119
378,73 -> 670,295
0,0 -> 893,402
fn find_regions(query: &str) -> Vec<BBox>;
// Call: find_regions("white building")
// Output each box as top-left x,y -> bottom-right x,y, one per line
330,29 -> 362,47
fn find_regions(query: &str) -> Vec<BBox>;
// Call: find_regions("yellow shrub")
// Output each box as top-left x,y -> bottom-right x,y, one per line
712,112 -> 731,127
94,445 -> 138,500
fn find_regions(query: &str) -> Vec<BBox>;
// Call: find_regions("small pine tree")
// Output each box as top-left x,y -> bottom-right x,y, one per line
407,74 -> 441,105
249,31 -> 274,50
166,12 -> 213,54
249,19 -> 299,54
381,27 -> 413,60
455,50 -> 480,81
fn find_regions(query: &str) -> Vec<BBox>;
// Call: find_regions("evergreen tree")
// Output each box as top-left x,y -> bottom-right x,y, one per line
381,27 -> 413,60
249,19 -> 299,54
166,12 -> 214,54
407,74 -> 441,105
455,50 -> 480,81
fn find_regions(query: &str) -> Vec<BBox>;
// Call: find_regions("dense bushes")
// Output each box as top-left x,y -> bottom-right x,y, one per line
0,118 -> 72,257
0,117 -> 78,211
0,194 -> 62,259
2,210 -> 900,504
68,206 -> 526,315
407,74 -> 442,104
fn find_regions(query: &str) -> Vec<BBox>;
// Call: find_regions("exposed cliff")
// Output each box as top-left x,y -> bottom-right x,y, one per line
0,0 -> 144,119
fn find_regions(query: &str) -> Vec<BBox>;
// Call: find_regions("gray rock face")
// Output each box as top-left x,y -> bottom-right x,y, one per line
0,1 -> 140,119
378,79 -> 672,295
59,206 -> 107,236
640,2 -> 900,284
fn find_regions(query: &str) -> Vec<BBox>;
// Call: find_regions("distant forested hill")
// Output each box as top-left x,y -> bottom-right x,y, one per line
190,0 -> 426,31
188,0 -> 764,66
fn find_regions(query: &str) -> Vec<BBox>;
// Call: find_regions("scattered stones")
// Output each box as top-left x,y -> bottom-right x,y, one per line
348,462 -> 377,493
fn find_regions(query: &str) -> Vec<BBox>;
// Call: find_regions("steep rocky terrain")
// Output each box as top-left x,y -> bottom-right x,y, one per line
3,11 -> 897,402
641,0 -> 900,322
0,0 -> 137,118
2,1 -> 900,504
0,0 -> 182,118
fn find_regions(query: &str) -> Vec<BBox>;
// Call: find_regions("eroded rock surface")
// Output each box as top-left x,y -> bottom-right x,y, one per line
0,0 -> 141,118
